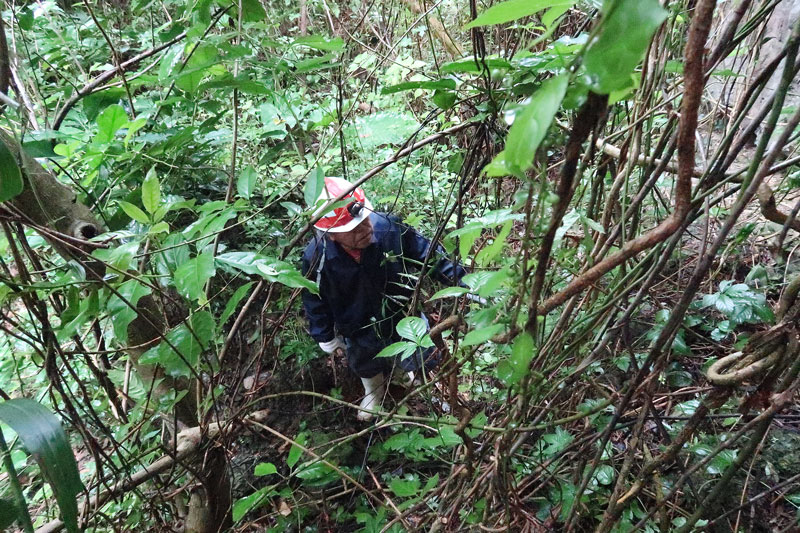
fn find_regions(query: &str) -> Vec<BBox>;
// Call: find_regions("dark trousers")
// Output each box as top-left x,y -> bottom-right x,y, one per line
344,330 -> 441,378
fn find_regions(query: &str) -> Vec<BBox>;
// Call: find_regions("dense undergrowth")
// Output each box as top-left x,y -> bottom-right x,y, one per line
1,0 -> 800,531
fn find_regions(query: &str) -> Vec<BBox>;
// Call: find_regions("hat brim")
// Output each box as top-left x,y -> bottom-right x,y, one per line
316,198 -> 373,233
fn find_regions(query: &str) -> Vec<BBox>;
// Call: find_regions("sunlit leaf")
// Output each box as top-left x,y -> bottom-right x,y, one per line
175,252 -> 216,303
96,104 -> 128,143
142,167 -> 160,215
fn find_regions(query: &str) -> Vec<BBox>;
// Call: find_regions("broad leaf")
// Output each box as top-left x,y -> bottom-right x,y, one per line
381,79 -> 456,94
175,252 -> 216,303
462,324 -> 504,346
465,0 -> 577,29
254,462 -> 278,476
139,311 -> 214,378
117,200 -> 150,224
396,316 -> 428,343
237,165 -> 258,200
0,138 -> 23,202
141,168 -> 160,215
304,167 -> 325,208
440,57 -> 511,74
96,104 -> 128,143
496,332 -> 535,386
219,281 -> 254,328
389,476 -> 420,497
504,74 -> 568,171
292,35 -> 345,52
583,0 -> 667,94
0,399 -> 83,533
428,286 -> 469,300
233,486 -> 274,522
375,341 -> 417,359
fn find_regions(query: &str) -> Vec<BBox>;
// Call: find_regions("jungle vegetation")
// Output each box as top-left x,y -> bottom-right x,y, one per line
1,0 -> 800,531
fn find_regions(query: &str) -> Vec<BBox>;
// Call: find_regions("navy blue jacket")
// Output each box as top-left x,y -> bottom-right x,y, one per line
301,212 -> 466,345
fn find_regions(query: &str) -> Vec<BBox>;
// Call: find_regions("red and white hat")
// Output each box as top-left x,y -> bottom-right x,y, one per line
312,176 -> 373,233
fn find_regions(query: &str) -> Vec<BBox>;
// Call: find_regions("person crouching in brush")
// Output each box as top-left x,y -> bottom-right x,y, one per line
301,177 -> 466,421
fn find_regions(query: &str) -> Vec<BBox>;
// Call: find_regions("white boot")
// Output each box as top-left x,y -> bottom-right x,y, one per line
391,367 -> 419,388
357,374 -> 386,421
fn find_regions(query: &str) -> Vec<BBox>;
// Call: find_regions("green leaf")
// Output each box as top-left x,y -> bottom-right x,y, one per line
237,165 -> 258,200
117,200 -> 150,224
375,341 -> 417,359
428,286 -> 469,300
440,57 -> 511,74
381,79 -> 456,94
142,167 -> 161,215
219,282 -> 254,328
139,312 -> 214,378
256,261 -> 318,294
593,465 -> 615,485
505,74 -> 568,171
462,324 -> 504,346
583,0 -> 668,94
287,433 -> 307,468
240,0 -> 266,21
464,0 -> 577,29
496,332 -> 535,386
175,252 -> 216,303
0,399 -> 83,533
254,462 -> 278,476
233,486 -> 274,522
0,138 -> 23,202
432,90 -> 457,110
304,167 -> 325,208
83,88 -> 126,122
389,476 -> 420,497
292,35 -> 345,52
216,251 -> 263,275
107,280 -> 151,343
96,104 -> 129,143
475,221 -> 512,267
396,316 -> 428,343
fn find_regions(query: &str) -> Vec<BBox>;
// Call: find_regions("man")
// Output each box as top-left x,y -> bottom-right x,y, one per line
301,177 -> 466,421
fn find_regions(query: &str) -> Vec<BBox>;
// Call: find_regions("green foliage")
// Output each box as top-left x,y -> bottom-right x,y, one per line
583,0 -> 668,93
465,0 -> 577,29
0,139 -> 22,202
0,399 -> 83,533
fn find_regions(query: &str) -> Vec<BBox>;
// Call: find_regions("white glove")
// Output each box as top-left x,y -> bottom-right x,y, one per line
466,293 -> 488,305
318,336 -> 345,354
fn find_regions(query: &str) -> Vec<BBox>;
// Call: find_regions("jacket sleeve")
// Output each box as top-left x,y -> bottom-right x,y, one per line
397,219 -> 467,285
301,246 -> 336,343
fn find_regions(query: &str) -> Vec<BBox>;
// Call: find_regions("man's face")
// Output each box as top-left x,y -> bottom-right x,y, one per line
329,217 -> 373,250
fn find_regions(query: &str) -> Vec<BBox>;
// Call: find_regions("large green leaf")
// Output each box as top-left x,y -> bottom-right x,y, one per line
0,399 -> 83,533
219,281 -> 254,328
381,79 -> 456,94
292,35 -> 345,52
0,138 -> 23,202
106,280 -> 152,343
504,74 -> 568,171
583,0 -> 667,94
95,104 -> 129,143
396,316 -> 428,343
464,0 -> 577,29
304,167 -> 325,208
237,165 -> 258,200
496,332 -> 535,385
174,252 -> 216,303
141,168 -> 160,215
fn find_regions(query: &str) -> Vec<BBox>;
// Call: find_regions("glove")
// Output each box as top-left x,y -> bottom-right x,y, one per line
466,293 -> 488,306
318,336 -> 346,354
